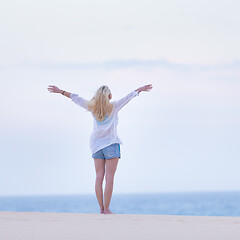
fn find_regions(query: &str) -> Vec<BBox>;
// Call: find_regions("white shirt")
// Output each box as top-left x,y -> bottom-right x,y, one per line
70,90 -> 139,154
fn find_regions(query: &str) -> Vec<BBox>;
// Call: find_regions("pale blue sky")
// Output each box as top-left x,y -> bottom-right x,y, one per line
0,0 -> 239,195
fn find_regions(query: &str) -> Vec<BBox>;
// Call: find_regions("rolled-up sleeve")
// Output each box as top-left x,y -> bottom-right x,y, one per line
114,90 -> 139,112
70,93 -> 89,111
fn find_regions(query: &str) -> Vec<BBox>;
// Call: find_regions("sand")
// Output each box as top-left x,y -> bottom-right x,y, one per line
0,211 -> 240,240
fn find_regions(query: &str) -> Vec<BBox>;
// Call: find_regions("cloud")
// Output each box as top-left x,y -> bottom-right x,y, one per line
1,59 -> 240,71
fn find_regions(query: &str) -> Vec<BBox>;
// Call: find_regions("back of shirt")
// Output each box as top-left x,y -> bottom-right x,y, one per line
70,90 -> 139,154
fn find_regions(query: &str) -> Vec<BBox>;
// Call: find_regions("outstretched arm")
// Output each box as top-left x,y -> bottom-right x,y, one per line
135,84 -> 153,94
47,85 -> 89,111
114,84 -> 153,112
47,85 -> 71,98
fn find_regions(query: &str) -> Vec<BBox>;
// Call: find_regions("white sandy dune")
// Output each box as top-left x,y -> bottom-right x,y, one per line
0,211 -> 240,240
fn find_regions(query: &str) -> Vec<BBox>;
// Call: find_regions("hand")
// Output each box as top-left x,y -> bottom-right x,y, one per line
47,85 -> 62,94
139,84 -> 153,93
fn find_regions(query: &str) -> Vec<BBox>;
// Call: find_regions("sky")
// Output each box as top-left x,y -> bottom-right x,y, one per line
0,0 -> 239,196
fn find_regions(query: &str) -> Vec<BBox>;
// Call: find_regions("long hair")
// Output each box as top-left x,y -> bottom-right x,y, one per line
87,85 -> 113,122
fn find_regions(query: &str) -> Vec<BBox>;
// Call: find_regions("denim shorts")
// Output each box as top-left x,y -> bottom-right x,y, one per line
92,143 -> 121,160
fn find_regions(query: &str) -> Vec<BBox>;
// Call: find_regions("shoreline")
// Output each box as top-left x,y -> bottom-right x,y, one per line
1,211 -> 240,240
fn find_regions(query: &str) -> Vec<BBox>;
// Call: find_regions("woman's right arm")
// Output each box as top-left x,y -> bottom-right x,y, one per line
135,84 -> 153,94
114,84 -> 153,112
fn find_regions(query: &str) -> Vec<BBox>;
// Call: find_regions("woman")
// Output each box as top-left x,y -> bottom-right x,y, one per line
47,84 -> 153,214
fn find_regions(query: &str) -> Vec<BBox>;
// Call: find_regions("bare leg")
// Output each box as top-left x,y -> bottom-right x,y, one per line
104,157 -> 119,214
94,158 -> 106,214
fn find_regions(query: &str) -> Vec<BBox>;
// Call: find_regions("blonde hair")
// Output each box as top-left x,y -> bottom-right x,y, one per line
87,85 -> 113,122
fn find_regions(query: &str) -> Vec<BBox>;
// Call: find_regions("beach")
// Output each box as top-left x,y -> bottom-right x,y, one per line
0,211 -> 240,240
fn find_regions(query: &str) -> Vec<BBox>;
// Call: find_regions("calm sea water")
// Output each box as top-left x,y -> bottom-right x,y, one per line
0,192 -> 239,216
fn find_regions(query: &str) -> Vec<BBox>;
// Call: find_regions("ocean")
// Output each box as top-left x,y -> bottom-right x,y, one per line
0,192 -> 239,216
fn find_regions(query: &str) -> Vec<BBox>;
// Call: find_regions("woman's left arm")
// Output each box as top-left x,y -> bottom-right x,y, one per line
47,85 -> 71,98
47,85 -> 89,111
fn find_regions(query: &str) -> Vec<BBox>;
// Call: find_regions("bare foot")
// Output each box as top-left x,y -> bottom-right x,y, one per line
103,209 -> 115,214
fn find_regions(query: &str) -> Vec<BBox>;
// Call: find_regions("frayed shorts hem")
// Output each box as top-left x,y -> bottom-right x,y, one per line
92,143 -> 121,160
